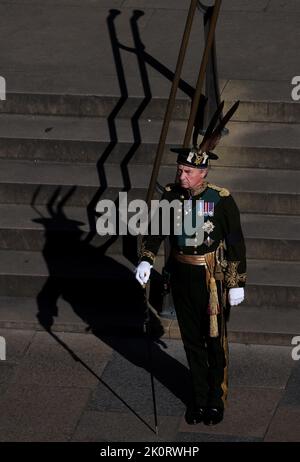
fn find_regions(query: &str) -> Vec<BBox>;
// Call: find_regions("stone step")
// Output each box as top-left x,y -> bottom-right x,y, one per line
228,306 -> 300,346
0,249 -> 140,303
1,90 -> 299,123
0,250 -> 298,308
0,204 -> 298,261
0,114 -> 299,169
240,214 -> 300,261
0,295 -> 298,347
0,159 -> 298,214
222,80 -> 300,124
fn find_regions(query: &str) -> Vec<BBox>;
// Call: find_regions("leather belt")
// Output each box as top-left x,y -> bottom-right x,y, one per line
173,251 -> 207,266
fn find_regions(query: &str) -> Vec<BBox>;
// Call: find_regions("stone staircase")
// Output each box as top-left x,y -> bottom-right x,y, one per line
0,91 -> 299,345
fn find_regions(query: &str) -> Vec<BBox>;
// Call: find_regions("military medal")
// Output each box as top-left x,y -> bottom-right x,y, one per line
204,201 -> 214,217
197,200 -> 204,216
208,202 -> 214,217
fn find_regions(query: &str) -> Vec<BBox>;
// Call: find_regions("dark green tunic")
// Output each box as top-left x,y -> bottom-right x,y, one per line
140,181 -> 246,289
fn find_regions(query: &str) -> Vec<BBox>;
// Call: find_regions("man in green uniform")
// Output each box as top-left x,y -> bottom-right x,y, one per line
135,102 -> 246,426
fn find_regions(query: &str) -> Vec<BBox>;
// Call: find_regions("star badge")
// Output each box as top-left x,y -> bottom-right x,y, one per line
202,220 -> 215,234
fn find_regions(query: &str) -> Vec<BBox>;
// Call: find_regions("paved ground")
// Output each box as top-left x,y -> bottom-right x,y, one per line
0,0 -> 299,98
0,328 -> 299,442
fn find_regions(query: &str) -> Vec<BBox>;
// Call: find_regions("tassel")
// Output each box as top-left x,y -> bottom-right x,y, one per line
209,276 -> 220,337
204,251 -> 221,338
209,277 -> 219,314
210,314 -> 219,338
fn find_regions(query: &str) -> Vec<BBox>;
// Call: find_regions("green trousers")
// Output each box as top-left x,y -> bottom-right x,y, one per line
170,259 -> 228,409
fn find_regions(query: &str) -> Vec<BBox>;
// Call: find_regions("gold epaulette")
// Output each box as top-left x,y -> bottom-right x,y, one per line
208,183 -> 230,197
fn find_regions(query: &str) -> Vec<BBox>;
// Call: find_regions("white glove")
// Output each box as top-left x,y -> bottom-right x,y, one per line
228,287 -> 244,306
135,261 -> 152,286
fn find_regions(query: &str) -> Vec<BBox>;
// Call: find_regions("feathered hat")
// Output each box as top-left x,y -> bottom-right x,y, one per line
171,100 -> 240,168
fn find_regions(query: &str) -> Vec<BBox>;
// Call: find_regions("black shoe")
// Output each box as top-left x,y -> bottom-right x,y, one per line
203,407 -> 224,426
185,406 -> 205,425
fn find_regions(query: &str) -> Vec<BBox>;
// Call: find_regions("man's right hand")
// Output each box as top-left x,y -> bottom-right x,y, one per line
135,261 -> 152,286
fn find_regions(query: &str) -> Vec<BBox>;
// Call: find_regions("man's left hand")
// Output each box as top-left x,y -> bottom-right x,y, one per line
228,287 -> 244,306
